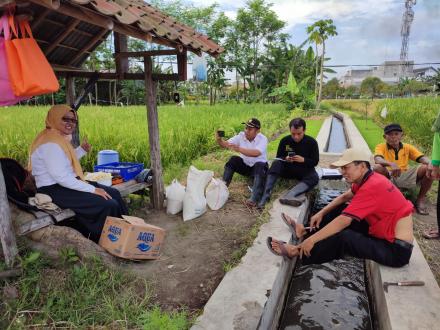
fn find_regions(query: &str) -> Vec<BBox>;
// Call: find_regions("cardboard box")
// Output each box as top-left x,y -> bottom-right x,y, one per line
99,215 -> 165,260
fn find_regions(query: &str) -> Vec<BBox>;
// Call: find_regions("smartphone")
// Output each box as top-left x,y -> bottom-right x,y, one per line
288,151 -> 296,157
217,130 -> 225,137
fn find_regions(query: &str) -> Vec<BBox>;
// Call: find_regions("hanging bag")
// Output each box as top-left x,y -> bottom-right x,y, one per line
5,16 -> 59,97
0,14 -> 27,106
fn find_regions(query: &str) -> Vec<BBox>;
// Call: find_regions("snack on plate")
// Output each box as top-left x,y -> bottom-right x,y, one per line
85,172 -> 113,186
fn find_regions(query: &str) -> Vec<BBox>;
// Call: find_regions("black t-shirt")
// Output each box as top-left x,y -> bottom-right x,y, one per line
276,134 -> 319,168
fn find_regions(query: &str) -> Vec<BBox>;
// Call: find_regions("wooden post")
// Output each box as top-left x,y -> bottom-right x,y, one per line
66,76 -> 80,147
0,164 -> 18,267
144,56 -> 164,209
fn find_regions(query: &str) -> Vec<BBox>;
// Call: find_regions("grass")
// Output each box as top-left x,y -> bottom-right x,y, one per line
0,250 -> 190,329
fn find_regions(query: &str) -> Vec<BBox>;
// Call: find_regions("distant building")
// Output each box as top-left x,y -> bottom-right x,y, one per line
340,60 -> 437,88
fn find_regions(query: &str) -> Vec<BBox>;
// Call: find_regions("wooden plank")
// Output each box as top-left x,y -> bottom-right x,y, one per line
115,49 -> 181,58
114,32 -> 128,79
0,165 -> 18,267
113,180 -> 150,197
177,50 -> 187,81
144,56 -> 165,210
18,214 -> 54,236
65,76 -> 80,147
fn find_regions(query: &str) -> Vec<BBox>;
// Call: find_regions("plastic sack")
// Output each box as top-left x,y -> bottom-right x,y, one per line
165,179 -> 186,215
206,178 -> 229,210
183,166 -> 214,221
0,15 -> 27,106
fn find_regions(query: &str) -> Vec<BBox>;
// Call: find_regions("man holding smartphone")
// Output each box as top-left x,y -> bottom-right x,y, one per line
216,118 -> 268,207
258,118 -> 319,208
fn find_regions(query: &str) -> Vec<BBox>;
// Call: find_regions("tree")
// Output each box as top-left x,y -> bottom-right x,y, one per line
307,19 -> 338,108
360,77 -> 384,99
322,78 -> 341,99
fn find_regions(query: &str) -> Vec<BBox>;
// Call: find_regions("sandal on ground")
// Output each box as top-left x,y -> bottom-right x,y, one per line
415,203 -> 429,215
281,212 -> 298,237
266,237 -> 292,259
279,194 -> 306,207
423,229 -> 440,239
244,199 -> 257,208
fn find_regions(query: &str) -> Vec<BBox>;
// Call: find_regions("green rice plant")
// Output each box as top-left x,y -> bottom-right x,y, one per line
0,104 -> 291,171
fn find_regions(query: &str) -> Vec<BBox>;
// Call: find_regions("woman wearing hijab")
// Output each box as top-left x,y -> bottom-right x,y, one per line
29,105 -> 127,242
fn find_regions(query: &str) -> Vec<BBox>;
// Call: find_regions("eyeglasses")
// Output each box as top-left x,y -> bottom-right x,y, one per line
62,117 -> 78,124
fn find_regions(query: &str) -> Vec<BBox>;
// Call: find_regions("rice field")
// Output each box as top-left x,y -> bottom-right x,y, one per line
0,104 -> 291,171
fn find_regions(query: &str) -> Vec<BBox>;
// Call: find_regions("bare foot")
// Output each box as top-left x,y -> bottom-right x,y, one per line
271,238 -> 299,258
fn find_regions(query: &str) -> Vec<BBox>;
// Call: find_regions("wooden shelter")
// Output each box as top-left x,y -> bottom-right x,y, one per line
0,0 -> 223,267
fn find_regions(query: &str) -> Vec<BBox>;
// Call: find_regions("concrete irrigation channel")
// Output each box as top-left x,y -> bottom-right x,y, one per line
192,112 -> 440,330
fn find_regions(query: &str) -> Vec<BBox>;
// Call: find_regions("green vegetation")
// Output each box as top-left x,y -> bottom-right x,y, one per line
0,104 -> 290,178
325,97 -> 440,152
1,250 -> 189,329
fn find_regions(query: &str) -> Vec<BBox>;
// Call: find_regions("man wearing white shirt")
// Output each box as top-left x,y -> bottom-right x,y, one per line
216,118 -> 268,207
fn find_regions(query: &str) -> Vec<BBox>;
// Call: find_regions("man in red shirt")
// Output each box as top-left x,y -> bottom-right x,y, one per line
268,148 -> 414,267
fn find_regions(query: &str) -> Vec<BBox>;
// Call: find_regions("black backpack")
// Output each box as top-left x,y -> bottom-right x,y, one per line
0,158 -> 36,207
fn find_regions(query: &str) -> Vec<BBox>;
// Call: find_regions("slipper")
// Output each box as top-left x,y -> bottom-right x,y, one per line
281,212 -> 297,237
415,204 -> 429,215
266,237 -> 292,259
279,195 -> 306,207
423,229 -> 440,239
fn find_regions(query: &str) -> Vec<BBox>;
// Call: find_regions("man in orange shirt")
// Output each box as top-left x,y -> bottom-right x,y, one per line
374,123 -> 433,215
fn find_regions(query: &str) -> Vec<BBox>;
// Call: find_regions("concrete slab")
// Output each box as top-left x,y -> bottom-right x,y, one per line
191,200 -> 309,330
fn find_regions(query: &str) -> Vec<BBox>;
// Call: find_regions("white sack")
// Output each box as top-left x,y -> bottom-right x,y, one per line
183,166 -> 214,221
165,179 -> 186,215
206,178 -> 229,210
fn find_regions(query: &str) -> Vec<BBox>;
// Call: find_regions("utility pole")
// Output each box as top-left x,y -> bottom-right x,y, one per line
400,0 -> 416,77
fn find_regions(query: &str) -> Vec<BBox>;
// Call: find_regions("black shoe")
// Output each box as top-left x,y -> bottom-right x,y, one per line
279,195 -> 306,207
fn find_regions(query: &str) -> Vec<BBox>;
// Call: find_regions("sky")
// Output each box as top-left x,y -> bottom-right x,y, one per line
190,0 -> 440,79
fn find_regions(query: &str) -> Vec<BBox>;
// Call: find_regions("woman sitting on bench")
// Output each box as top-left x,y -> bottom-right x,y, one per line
29,105 -> 127,242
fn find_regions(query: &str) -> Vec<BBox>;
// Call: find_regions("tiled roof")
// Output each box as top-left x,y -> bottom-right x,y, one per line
69,0 -> 224,57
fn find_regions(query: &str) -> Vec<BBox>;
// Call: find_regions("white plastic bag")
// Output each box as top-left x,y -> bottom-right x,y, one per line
206,178 -> 229,210
165,179 -> 186,215
183,166 -> 214,221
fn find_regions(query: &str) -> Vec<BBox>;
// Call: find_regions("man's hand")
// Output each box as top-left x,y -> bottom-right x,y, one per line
94,188 -> 112,200
310,211 -> 323,229
228,143 -> 240,152
389,163 -> 401,178
299,237 -> 315,258
291,155 -> 304,163
81,137 -> 91,153
427,164 -> 440,180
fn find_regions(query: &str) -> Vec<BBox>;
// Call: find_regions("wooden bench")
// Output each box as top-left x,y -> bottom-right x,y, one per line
15,180 -> 151,236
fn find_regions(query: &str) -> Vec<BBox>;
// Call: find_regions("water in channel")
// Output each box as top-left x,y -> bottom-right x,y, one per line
278,188 -> 372,330
326,116 -> 347,153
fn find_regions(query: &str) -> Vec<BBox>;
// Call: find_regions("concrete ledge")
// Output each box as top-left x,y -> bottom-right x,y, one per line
316,116 -> 332,153
191,199 -> 309,330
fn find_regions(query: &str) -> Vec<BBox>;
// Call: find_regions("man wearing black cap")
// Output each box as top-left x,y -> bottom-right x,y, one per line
216,118 -> 268,207
258,118 -> 319,209
374,123 -> 433,215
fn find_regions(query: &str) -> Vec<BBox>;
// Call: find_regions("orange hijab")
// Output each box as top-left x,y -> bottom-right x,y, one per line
29,105 -> 84,180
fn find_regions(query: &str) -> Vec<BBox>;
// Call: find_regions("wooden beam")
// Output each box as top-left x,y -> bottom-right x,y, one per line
68,28 -> 109,66
65,76 -> 80,147
0,165 -> 18,268
114,32 -> 128,79
144,56 -> 164,210
45,18 -> 80,56
54,70 -> 180,81
30,7 -> 50,30
116,49 -> 181,58
177,50 -> 187,81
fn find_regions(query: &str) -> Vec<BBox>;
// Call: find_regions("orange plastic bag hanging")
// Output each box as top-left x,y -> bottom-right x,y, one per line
5,16 -> 59,97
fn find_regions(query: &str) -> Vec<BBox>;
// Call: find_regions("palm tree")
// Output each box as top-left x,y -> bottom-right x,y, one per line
307,19 -> 337,109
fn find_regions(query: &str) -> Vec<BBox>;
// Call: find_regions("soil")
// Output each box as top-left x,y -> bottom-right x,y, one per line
121,181 -> 263,312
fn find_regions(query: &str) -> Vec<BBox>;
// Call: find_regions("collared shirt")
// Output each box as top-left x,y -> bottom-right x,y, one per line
228,132 -> 268,167
375,142 -> 423,171
31,143 -> 95,193
342,171 -> 414,243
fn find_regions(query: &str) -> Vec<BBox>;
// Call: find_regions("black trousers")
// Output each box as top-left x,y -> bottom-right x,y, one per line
38,182 -> 128,242
268,160 -> 319,187
302,205 -> 413,268
224,155 -> 267,179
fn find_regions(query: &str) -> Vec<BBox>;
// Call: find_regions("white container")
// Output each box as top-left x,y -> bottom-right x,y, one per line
97,150 -> 119,165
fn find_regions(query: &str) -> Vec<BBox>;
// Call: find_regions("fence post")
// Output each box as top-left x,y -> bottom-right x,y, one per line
0,164 -> 18,267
